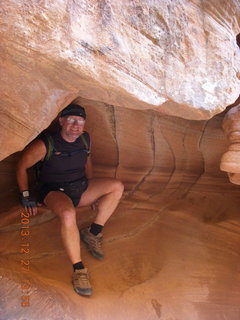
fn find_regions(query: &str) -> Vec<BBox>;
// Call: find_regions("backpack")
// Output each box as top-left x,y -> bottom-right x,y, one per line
35,132 -> 90,181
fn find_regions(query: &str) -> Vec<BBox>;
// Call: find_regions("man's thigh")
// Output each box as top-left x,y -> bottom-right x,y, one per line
44,191 -> 75,217
77,178 -> 119,207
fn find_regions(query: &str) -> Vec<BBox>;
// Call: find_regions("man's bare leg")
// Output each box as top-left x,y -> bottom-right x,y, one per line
78,178 -> 124,224
44,191 -> 92,296
44,191 -> 81,264
78,178 -> 124,259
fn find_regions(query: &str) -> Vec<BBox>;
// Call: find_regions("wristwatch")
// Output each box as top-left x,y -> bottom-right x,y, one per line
21,190 -> 30,198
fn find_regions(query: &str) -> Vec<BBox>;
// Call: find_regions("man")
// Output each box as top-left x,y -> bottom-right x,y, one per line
16,103 -> 124,296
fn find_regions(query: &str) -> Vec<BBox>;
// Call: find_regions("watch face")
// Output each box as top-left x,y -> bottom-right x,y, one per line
22,190 -> 29,198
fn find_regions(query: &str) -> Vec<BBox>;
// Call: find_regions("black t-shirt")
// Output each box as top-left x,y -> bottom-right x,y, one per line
39,131 -> 90,184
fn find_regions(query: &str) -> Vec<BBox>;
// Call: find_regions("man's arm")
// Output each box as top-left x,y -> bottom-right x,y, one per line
16,139 -> 47,215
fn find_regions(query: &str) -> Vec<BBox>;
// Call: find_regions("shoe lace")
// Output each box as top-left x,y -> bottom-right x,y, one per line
91,234 -> 102,250
75,271 -> 89,285
79,272 -> 89,283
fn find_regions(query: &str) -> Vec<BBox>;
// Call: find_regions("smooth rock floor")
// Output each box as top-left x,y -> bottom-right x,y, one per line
1,189 -> 240,320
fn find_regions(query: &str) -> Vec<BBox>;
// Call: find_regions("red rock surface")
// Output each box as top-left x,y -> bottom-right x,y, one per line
0,0 -> 240,159
1,1 -> 240,320
220,97 -> 240,184
1,105 -> 240,320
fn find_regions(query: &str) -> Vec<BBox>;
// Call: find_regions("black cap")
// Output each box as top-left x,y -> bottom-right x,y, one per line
60,104 -> 86,119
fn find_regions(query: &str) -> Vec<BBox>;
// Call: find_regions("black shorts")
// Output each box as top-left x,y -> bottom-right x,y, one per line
39,177 -> 88,207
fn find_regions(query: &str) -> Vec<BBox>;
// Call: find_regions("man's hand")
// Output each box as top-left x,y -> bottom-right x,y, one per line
21,197 -> 38,216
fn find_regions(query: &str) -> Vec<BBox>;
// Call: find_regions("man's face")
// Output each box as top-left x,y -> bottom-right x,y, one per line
59,115 -> 85,141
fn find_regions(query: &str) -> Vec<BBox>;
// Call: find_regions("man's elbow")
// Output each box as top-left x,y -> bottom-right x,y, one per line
16,156 -> 28,175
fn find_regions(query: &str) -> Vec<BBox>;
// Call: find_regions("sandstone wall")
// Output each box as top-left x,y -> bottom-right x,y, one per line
1,1 -> 240,320
2,99 -> 240,320
0,0 -> 240,159
0,97 -> 236,207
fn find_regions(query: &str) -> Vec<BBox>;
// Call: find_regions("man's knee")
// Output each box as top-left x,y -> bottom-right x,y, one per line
112,179 -> 124,197
59,208 -> 76,226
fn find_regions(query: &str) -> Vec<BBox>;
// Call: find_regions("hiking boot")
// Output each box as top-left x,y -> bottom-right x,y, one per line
80,227 -> 104,260
72,268 -> 92,296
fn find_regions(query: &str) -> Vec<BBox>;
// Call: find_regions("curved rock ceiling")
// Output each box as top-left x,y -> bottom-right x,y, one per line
1,1 -> 240,320
0,0 -> 240,159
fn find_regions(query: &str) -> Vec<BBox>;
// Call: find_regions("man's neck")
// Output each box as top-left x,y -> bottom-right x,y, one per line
60,131 -> 78,143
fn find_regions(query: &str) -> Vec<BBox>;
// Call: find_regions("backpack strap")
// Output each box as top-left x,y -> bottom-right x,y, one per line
42,132 -> 90,162
44,135 -> 56,161
34,135 -> 55,181
80,132 -> 90,155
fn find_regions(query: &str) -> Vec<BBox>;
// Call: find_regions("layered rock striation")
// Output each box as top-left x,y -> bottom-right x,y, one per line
1,1 -> 240,320
220,97 -> 240,184
0,0 -> 240,159
1,101 -> 240,320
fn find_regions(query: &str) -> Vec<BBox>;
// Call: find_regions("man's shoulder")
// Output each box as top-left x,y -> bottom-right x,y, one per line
22,138 -> 47,161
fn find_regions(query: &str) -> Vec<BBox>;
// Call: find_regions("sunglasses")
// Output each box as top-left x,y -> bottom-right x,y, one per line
66,118 -> 85,126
